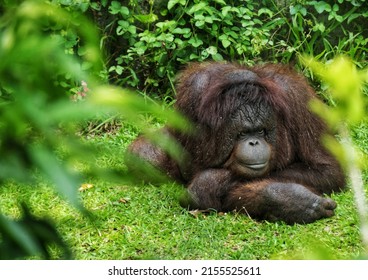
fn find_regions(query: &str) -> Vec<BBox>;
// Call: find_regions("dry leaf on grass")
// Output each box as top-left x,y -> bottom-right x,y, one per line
78,183 -> 94,192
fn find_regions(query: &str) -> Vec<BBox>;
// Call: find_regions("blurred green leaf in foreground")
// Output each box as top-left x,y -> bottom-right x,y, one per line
302,55 -> 368,254
0,0 -> 186,259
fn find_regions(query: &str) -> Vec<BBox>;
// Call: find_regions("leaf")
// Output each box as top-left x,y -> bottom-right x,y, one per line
212,53 -> 224,61
258,8 -> 273,17
213,0 -> 226,5
127,25 -> 136,34
187,3 -> 207,15
206,46 -> 218,55
0,205 -> 72,259
221,38 -> 231,48
79,183 -> 94,192
290,4 -> 307,16
204,16 -> 214,23
313,1 -> 331,14
189,209 -> 212,218
116,20 -> 130,35
195,20 -> 205,28
109,1 -> 121,14
347,13 -> 361,24
302,55 -> 365,125
188,37 -> 203,47
134,13 -> 158,24
109,1 -> 129,16
172,27 -> 191,35
120,6 -> 130,16
118,197 -> 130,204
0,214 -> 39,257
90,85 -> 191,133
313,23 -> 325,32
168,0 -> 186,10
156,20 -> 176,30
221,6 -> 232,17
157,33 -> 174,42
29,145 -> 83,210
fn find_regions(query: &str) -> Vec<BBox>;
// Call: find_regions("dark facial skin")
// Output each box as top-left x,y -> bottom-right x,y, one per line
225,102 -> 276,178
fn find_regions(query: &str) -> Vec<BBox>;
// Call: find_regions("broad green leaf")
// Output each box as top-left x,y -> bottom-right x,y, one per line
212,53 -> 224,61
172,27 -> 191,35
206,46 -> 218,55
30,146 -> 83,210
290,4 -> 307,16
313,1 -> 331,14
221,38 -> 231,48
168,0 -> 186,10
0,206 -> 72,259
134,13 -> 158,24
302,55 -> 365,125
213,0 -> 226,5
0,215 -> 39,257
156,20 -> 176,31
222,6 -> 232,17
91,85 -> 191,132
258,8 -> 273,17
188,37 -> 203,47
187,3 -> 207,15
109,1 -> 122,14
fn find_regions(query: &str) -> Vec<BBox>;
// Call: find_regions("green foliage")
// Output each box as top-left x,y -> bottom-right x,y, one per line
0,0 -> 186,259
0,0 -> 101,201
90,0 -> 283,96
287,0 -> 368,64
85,0 -> 368,97
303,55 -> 368,253
304,56 -> 366,128
0,0 -> 103,259
0,204 -> 72,260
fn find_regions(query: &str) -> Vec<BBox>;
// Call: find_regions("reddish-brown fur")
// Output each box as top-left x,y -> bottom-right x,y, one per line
127,62 -> 346,224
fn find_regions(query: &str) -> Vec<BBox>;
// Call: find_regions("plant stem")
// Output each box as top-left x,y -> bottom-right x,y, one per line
342,126 -> 368,253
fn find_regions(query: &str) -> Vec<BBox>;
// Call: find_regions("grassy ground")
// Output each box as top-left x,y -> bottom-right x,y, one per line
0,122 -> 367,260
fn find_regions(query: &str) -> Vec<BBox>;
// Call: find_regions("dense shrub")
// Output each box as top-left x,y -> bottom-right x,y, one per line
82,0 -> 368,98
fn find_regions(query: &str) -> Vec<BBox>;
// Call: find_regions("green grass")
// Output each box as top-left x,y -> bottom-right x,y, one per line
0,123 -> 367,260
